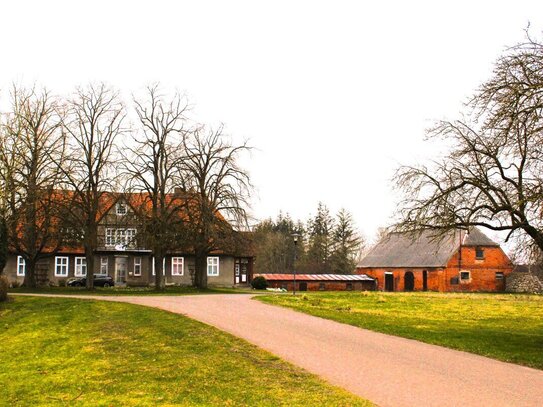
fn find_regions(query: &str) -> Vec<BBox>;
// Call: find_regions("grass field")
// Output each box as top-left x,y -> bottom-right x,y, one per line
9,286 -> 253,296
258,291 -> 543,369
0,296 -> 370,406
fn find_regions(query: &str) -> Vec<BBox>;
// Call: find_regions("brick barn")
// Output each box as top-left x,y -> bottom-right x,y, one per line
356,228 -> 513,292
255,273 -> 375,291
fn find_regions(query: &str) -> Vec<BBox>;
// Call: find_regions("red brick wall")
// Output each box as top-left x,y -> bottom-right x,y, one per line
357,268 -> 444,291
356,246 -> 513,292
442,246 -> 513,292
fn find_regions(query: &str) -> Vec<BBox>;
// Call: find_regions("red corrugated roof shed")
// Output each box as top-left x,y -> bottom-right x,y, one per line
255,273 -> 374,281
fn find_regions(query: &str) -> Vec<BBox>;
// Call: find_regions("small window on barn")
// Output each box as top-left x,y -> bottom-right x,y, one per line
319,282 -> 325,291
475,246 -> 484,260
460,271 -> 471,281
346,283 -> 353,291
450,277 -> 459,285
495,272 -> 504,281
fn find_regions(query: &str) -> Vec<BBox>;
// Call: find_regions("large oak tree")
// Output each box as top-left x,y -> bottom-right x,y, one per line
394,33 -> 543,259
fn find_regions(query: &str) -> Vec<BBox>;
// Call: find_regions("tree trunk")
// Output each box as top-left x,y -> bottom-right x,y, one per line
154,254 -> 165,291
85,253 -> 95,290
23,258 -> 37,288
194,252 -> 208,289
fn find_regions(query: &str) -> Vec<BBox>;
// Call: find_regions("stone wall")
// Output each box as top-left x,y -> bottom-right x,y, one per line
505,272 -> 543,294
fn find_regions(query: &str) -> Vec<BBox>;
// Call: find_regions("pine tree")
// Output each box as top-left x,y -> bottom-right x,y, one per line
329,209 -> 363,274
306,202 -> 335,273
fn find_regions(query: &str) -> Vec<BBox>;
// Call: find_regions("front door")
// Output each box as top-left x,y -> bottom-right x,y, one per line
385,272 -> 394,292
115,257 -> 128,285
234,258 -> 249,284
423,270 -> 428,291
404,271 -> 415,291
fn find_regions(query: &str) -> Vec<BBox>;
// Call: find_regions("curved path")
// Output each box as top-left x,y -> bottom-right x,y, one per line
16,294 -> 543,407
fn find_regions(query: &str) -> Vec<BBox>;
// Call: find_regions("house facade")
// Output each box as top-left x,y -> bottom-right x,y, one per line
356,228 -> 513,292
4,193 -> 253,288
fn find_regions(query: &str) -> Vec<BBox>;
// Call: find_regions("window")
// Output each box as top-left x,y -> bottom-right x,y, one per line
100,257 -> 108,274
152,257 -> 166,275
475,246 -> 484,260
207,257 -> 219,276
55,256 -> 69,277
125,229 -> 136,248
106,228 -> 114,246
450,277 -> 459,285
346,283 -> 354,291
496,272 -> 504,281
460,271 -> 471,281
134,257 -> 142,276
17,256 -> 26,276
105,228 -> 137,248
116,202 -> 127,215
75,257 -> 87,277
171,257 -> 184,276
319,282 -> 325,291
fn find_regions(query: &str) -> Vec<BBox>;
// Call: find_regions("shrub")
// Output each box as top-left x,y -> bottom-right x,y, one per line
0,276 -> 8,302
251,276 -> 268,290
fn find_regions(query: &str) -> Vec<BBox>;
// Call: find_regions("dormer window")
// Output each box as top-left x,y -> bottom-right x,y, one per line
475,246 -> 484,260
116,202 -> 127,215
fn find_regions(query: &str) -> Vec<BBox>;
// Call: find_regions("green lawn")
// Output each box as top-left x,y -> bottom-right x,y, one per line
258,291 -> 543,369
9,286 -> 253,296
0,296 -> 369,406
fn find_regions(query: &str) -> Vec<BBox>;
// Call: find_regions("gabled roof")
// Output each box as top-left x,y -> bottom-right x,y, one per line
462,227 -> 499,247
357,227 -> 499,268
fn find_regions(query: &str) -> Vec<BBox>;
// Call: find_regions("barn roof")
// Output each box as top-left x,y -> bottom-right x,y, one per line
357,227 -> 499,268
255,273 -> 374,281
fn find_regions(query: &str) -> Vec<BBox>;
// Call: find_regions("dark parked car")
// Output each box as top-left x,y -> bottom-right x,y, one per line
67,274 -> 114,287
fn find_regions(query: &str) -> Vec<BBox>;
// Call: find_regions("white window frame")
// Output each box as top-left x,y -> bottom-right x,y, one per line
105,228 -> 114,246
55,256 -> 69,277
17,256 -> 26,276
116,202 -> 127,215
495,272 -> 504,281
116,229 -> 126,246
134,257 -> 142,276
152,257 -> 166,275
460,270 -> 471,281
75,257 -> 87,277
207,256 -> 219,276
171,257 -> 184,276
125,228 -> 136,248
100,257 -> 108,274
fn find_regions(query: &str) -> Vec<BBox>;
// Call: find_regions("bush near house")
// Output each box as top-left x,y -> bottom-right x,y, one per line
251,275 -> 268,290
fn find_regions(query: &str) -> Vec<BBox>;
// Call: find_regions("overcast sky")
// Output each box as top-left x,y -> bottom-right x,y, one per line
2,1 -> 543,243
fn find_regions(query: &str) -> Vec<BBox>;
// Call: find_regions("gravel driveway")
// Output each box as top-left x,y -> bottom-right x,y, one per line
17,293 -> 543,407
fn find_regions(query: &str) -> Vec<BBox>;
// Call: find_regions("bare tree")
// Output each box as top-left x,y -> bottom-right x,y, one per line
394,33 -> 543,253
58,84 -> 125,290
0,85 -> 66,287
179,125 -> 252,289
124,85 -> 189,290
